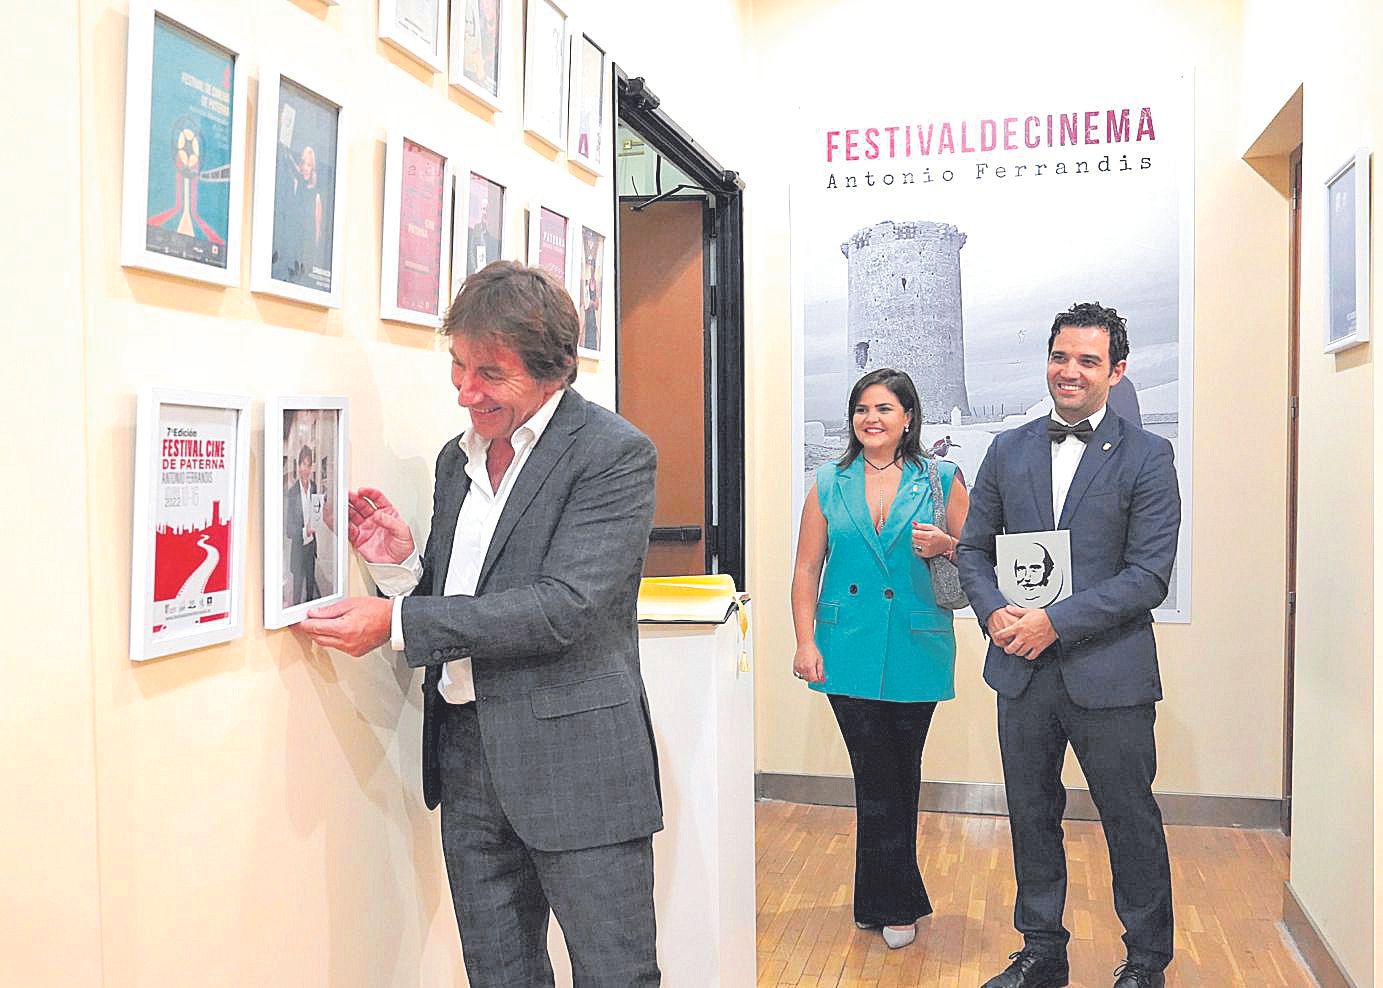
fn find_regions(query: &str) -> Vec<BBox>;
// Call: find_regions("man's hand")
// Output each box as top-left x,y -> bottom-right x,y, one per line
992,605 -> 1058,660
348,488 -> 415,564
299,597 -> 393,656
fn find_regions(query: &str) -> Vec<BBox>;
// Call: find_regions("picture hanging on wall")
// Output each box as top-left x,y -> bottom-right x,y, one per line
567,31 -> 607,174
528,202 -> 572,290
120,0 -> 248,286
379,0 -> 447,73
264,396 -> 350,630
452,169 -> 508,297
576,222 -> 606,356
522,0 -> 569,150
250,66 -> 347,307
381,127 -> 455,327
450,0 -> 506,110
1324,148 -> 1372,353
129,388 -> 251,662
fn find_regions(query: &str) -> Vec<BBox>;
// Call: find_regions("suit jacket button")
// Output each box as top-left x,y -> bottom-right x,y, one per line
849,584 -> 858,595
883,588 -> 894,599
432,651 -> 442,660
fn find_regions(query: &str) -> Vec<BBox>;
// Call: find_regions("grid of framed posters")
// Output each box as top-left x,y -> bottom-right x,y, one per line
264,396 -> 350,629
575,221 -> 607,356
129,388 -> 251,662
1324,148 -> 1372,354
452,169 -> 510,297
381,127 -> 455,326
528,202 -> 573,291
567,31 -> 607,174
450,0 -> 506,109
379,0 -> 447,72
120,0 -> 249,286
522,0 -> 569,150
250,67 -> 347,307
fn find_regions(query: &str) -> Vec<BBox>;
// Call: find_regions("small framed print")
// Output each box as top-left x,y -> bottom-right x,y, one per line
129,388 -> 251,662
528,203 -> 572,290
450,0 -> 506,110
566,31 -> 607,174
379,0 -> 447,73
381,127 -> 455,327
250,67 -> 347,307
522,0 -> 569,150
265,396 -> 350,629
120,0 -> 249,286
575,222 -> 607,356
452,169 -> 509,297
1324,149 -> 1371,354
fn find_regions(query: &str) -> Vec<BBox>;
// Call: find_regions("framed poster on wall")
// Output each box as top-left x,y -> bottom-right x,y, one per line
575,221 -> 607,356
1324,148 -> 1371,353
527,202 -> 572,289
450,0 -> 506,110
379,0 -> 447,72
381,127 -> 455,327
129,388 -> 251,662
567,31 -> 607,174
452,168 -> 509,297
250,66 -> 347,307
522,0 -> 568,150
120,0 -> 248,286
264,396 -> 350,629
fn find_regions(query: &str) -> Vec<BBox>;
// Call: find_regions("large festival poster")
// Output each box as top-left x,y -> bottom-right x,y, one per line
130,391 -> 250,661
144,14 -> 235,268
396,139 -> 447,315
791,74 -> 1195,620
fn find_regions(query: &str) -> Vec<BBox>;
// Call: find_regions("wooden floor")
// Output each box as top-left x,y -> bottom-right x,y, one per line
755,802 -> 1316,987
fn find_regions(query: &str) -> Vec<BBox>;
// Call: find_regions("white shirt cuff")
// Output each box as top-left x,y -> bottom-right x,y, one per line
366,551 -> 423,596
391,596 -> 406,652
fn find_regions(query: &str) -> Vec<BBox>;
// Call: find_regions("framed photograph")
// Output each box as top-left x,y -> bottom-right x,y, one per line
379,0 -> 446,72
522,0 -> 568,150
265,397 -> 350,629
381,127 -> 455,327
450,0 -> 506,110
452,169 -> 508,297
120,0 -> 248,286
1324,149 -> 1371,353
528,203 -> 572,289
250,67 -> 346,307
129,388 -> 251,662
566,31 -> 607,174
575,222 -> 607,356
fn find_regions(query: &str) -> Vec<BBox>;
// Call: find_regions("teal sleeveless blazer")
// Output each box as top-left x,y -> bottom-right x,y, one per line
809,456 -> 957,703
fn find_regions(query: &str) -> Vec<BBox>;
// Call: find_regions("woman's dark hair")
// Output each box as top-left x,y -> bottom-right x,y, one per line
836,368 -> 925,469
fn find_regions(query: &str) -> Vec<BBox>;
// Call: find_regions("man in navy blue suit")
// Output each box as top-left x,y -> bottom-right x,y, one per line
958,302 -> 1181,988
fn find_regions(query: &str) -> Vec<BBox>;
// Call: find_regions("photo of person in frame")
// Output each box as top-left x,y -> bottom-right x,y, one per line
580,226 -> 604,350
466,173 -> 504,277
270,79 -> 338,293
281,408 -> 339,611
462,0 -> 501,97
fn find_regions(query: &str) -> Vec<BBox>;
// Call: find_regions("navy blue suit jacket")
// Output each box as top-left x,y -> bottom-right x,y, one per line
957,411 -> 1180,709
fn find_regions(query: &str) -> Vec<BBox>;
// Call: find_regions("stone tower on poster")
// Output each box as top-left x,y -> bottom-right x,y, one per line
841,220 -> 971,422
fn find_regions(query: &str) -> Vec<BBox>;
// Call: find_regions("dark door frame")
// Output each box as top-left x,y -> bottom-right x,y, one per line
612,69 -> 747,591
1281,145 -> 1303,836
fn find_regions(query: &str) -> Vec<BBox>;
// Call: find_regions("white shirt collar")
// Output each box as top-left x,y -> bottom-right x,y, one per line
459,386 -> 566,459
1048,403 -> 1107,434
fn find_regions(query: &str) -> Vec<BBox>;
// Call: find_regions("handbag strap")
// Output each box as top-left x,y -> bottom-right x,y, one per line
926,457 -> 949,536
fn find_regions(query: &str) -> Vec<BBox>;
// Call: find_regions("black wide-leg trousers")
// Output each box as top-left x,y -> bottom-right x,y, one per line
998,661 -> 1173,972
828,693 -> 937,927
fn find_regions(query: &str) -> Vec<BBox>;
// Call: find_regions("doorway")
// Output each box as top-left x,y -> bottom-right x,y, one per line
612,73 -> 746,589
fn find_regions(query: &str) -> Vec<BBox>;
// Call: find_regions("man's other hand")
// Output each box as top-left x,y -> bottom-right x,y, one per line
348,488 -> 415,564
299,597 -> 393,656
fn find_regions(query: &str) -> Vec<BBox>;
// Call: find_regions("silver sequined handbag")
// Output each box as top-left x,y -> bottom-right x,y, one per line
925,457 -> 969,610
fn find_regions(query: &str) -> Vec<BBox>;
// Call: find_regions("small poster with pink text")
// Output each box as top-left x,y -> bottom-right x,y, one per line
396,139 -> 446,314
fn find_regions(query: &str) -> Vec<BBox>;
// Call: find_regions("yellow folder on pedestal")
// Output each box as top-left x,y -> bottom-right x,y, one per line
637,574 -> 744,624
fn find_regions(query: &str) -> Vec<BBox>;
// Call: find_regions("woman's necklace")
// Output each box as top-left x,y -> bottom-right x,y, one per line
864,455 -> 898,530
862,456 -> 899,472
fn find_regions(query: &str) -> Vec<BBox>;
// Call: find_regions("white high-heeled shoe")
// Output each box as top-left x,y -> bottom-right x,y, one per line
881,923 -> 916,949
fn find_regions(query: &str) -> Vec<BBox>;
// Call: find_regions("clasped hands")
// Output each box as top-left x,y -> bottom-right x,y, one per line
986,605 -> 1057,660
298,487 -> 415,657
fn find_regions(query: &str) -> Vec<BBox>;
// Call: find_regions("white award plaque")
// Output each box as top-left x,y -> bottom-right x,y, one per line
996,530 -> 1073,608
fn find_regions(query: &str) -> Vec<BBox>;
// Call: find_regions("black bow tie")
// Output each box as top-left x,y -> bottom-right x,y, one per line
1048,419 -> 1094,443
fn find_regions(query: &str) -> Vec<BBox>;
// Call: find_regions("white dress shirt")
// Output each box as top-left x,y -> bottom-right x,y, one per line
298,481 -> 315,545
1050,404 -> 1106,524
367,388 -> 566,704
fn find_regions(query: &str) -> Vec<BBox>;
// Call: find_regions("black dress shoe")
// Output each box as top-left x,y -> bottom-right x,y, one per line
1112,962 -> 1165,987
981,949 -> 1070,988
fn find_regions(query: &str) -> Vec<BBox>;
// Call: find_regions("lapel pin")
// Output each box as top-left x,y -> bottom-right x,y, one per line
1102,442 -> 1112,451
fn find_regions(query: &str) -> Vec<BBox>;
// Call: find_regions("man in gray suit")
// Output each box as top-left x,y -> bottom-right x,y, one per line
301,262 -> 662,986
958,303 -> 1180,988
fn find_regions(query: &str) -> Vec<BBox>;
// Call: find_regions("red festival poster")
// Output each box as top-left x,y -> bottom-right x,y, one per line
538,207 -> 567,281
148,403 -> 239,639
396,139 -> 446,314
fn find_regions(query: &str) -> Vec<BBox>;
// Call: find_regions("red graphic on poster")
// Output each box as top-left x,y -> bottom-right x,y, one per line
396,139 -> 445,314
538,208 -> 567,281
150,500 -> 232,630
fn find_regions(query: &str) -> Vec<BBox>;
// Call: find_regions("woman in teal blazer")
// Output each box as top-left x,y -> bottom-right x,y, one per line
791,368 -> 970,949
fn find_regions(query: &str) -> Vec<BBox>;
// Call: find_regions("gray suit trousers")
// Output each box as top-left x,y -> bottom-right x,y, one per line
439,701 -> 660,987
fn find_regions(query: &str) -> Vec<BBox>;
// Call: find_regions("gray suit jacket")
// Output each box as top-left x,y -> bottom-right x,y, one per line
401,389 -> 663,852
957,411 -> 1180,709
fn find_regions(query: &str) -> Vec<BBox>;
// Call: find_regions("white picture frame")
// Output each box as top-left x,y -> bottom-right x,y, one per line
120,0 -> 249,287
527,201 -> 575,293
449,0 -> 507,111
451,166 -> 511,298
250,65 -> 348,308
380,126 -> 456,327
566,30 -> 607,175
1324,148 -> 1372,354
573,219 -> 608,357
522,0 -> 569,151
264,395 -> 350,629
129,388 -> 252,662
379,0 -> 447,73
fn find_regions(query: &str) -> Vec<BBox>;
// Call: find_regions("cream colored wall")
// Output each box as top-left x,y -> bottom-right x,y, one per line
1238,1 -> 1379,983
743,0 -> 1290,801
